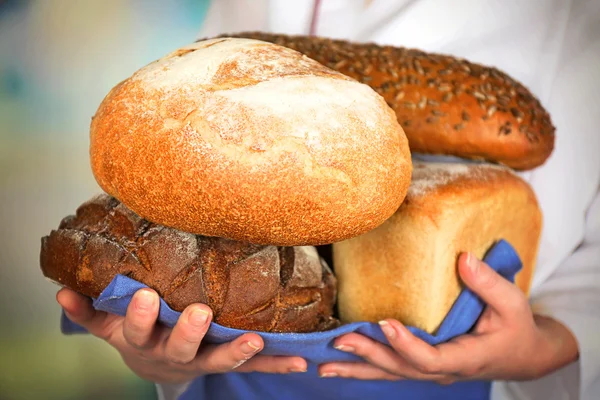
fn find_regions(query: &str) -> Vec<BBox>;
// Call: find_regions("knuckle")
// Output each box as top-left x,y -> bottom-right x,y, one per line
201,359 -> 228,374
334,369 -> 350,378
166,352 -> 194,365
128,336 -> 151,350
479,269 -> 500,290
95,328 -> 113,342
198,352 -> 234,374
201,342 -> 256,374
138,350 -> 156,362
419,360 -> 442,375
125,317 -> 151,335
178,319 -> 208,342
124,328 -> 151,346
178,330 -> 203,347
96,321 -> 120,342
350,342 -> 370,357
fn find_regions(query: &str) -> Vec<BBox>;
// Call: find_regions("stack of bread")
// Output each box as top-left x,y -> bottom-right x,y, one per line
229,33 -> 552,334
41,33 -> 554,335
39,37 -> 412,333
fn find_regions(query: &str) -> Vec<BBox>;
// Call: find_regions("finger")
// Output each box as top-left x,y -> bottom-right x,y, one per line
434,336 -> 489,379
334,333 -> 408,375
319,362 -> 402,380
56,288 -> 114,340
334,332 -> 445,380
378,319 -> 488,377
192,333 -> 264,373
235,355 -> 308,374
458,253 -> 527,316
122,289 -> 160,349
164,304 -> 213,364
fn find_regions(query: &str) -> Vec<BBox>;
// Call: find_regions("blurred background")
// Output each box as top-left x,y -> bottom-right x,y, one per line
0,1 -> 210,398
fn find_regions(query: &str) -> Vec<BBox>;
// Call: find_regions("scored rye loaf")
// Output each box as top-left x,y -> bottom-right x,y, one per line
40,194 -> 339,333
224,32 -> 555,170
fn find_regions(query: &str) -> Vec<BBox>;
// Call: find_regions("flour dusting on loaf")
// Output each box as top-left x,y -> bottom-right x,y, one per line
133,38 -> 345,89
409,161 -> 514,197
218,76 -> 387,145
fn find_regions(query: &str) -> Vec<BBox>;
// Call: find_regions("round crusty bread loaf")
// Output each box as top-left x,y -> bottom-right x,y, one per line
333,161 -> 542,334
226,32 -> 555,171
90,38 -> 412,246
40,194 -> 339,333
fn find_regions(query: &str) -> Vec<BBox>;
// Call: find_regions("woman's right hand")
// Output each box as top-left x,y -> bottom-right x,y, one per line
57,288 -> 308,383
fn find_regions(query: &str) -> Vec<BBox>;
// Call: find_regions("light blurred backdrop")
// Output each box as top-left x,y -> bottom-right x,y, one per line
0,1 -> 210,398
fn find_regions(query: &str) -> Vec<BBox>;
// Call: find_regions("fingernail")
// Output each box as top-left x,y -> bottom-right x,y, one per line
189,308 -> 210,327
320,372 -> 338,378
467,253 -> 479,274
290,368 -> 307,373
242,340 -> 261,355
379,320 -> 396,339
334,344 -> 355,353
135,290 -> 156,311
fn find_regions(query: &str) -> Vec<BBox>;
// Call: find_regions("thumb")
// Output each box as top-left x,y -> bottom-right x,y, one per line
56,288 -> 112,339
458,253 -> 525,316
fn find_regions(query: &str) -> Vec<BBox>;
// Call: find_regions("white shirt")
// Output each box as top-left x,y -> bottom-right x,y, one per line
160,1 -> 600,399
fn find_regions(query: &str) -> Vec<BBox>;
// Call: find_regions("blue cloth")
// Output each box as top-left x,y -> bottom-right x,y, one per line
62,239 -> 522,400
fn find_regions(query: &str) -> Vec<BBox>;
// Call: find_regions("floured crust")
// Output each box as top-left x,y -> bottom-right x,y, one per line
90,38 -> 412,246
333,161 -> 542,333
226,32 -> 555,171
407,161 -> 517,197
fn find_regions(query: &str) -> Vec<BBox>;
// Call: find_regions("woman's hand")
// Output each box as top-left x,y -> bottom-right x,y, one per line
319,253 -> 579,383
57,288 -> 307,383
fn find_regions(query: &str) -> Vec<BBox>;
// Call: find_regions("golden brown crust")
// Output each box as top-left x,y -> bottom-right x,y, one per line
333,162 -> 542,334
225,32 -> 555,171
40,195 -> 339,333
90,38 -> 412,246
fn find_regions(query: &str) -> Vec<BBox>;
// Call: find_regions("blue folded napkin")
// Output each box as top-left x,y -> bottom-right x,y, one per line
61,239 -> 521,365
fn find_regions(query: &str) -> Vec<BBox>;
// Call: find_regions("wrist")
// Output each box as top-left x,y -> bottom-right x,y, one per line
532,314 -> 579,378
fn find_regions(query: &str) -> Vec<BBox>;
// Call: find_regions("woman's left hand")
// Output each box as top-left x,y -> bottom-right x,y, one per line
319,253 -> 579,384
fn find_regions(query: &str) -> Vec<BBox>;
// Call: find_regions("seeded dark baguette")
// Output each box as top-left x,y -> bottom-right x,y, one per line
222,32 -> 555,171
40,194 -> 339,333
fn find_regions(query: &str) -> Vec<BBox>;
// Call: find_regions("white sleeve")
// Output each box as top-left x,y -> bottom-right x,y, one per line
531,191 -> 600,399
529,6 -> 600,394
493,1 -> 600,398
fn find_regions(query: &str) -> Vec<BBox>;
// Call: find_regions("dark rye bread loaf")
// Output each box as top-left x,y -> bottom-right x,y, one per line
40,194 -> 339,333
224,32 -> 555,170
